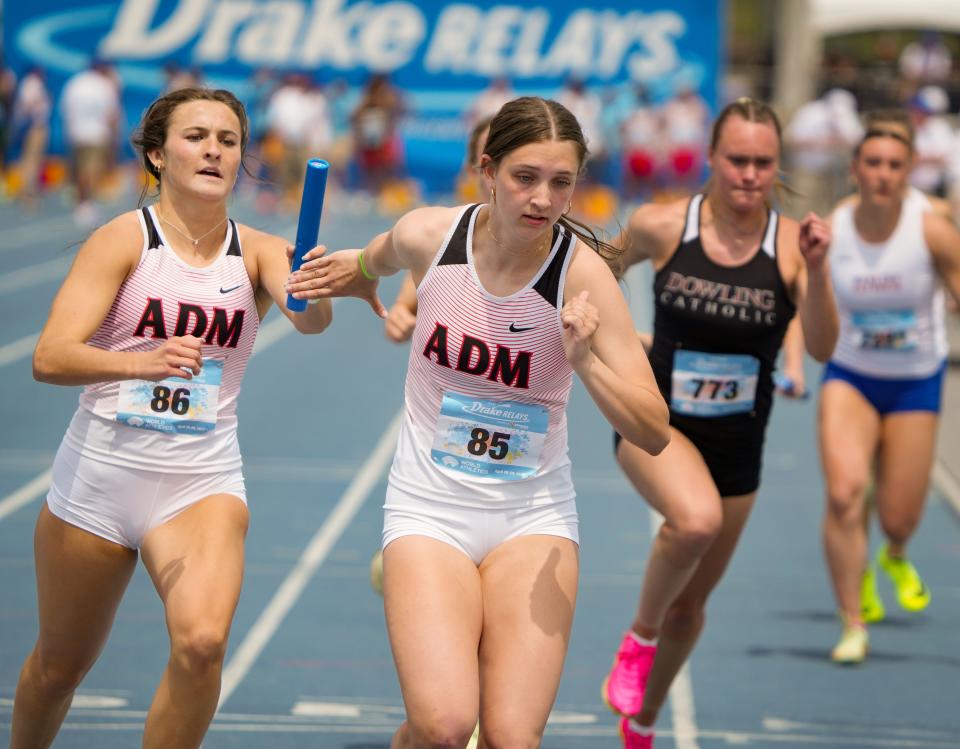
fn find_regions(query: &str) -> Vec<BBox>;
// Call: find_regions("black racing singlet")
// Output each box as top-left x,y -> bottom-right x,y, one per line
649,194 -> 795,434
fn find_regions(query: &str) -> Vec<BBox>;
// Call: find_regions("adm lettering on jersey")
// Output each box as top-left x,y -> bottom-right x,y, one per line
133,298 -> 245,347
423,322 -> 531,388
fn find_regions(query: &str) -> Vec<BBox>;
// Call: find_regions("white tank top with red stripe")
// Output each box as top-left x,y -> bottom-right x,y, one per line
64,206 -> 259,472
389,204 -> 578,508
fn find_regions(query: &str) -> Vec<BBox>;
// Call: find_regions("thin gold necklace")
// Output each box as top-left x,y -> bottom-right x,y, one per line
156,208 -> 227,247
487,221 -> 552,257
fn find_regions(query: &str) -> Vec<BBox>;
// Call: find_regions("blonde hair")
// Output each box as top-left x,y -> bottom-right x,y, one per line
710,97 -> 782,152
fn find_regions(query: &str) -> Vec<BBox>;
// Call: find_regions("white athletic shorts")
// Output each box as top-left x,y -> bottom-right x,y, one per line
382,484 -> 579,565
47,440 -> 246,549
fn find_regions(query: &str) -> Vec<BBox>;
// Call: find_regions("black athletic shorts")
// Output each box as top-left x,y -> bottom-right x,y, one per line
613,410 -> 767,497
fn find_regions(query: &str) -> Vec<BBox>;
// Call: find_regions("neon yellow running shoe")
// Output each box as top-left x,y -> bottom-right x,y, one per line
877,544 -> 931,612
831,621 -> 869,664
860,565 -> 885,623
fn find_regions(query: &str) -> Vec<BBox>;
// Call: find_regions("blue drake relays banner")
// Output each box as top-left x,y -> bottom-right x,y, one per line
4,0 -> 722,192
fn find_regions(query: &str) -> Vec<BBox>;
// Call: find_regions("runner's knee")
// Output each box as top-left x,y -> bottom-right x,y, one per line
30,647 -> 94,697
407,710 -> 477,749
877,507 -> 921,545
661,502 -> 722,558
825,477 -> 869,524
170,624 -> 230,674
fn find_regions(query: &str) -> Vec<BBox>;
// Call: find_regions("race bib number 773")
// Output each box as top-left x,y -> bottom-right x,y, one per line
671,351 -> 759,417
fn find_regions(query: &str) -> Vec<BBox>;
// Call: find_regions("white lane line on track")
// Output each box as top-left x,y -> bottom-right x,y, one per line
4,696 -> 958,745
624,261 -> 701,744
648,509 -> 700,749
0,256 -> 73,295
217,409 -> 403,711
0,314 -> 296,522
0,468 -> 53,522
252,312 -> 296,355
0,332 -> 39,368
17,716 -> 960,746
932,459 -> 960,516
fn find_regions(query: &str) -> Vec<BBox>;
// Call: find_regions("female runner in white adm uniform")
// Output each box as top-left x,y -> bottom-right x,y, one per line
11,87 -> 336,749
288,96 -> 671,749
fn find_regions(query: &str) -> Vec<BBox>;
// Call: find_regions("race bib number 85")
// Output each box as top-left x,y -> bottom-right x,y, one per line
431,392 -> 548,480
116,359 -> 223,434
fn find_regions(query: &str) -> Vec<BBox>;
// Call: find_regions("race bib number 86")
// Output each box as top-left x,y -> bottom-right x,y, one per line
116,359 -> 223,434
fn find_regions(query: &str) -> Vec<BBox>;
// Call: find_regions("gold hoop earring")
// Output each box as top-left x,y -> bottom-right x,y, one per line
490,186 -> 496,204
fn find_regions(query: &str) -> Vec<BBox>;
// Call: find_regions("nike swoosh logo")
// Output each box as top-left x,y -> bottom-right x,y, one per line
220,285 -> 243,294
509,323 -> 535,333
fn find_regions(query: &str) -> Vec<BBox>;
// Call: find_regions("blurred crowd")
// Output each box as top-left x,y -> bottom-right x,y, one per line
783,30 -> 960,216
0,60 -> 412,226
2,28 -> 960,227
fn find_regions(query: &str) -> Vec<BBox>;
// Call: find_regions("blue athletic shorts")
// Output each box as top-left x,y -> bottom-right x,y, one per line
821,361 -> 946,415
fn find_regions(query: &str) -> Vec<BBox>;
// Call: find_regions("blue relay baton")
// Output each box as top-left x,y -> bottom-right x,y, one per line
286,159 -> 330,312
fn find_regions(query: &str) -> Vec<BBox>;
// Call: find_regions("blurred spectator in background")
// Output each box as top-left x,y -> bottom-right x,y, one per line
619,84 -> 662,202
305,81 -> 334,167
10,65 -> 51,208
162,62 -> 202,94
822,52 -> 862,102
556,76 -> 606,181
60,59 -> 121,228
784,88 -> 863,214
0,60 -> 16,181
244,68 -> 277,210
661,82 -> 710,194
266,73 -> 332,209
909,85 -> 955,198
899,31 -> 953,92
351,72 -> 405,195
455,114 -> 492,203
465,76 -> 514,129
322,77 -> 353,192
597,83 -> 635,190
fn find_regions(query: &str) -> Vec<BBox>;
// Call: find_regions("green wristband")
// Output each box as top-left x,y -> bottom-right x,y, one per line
358,249 -> 378,281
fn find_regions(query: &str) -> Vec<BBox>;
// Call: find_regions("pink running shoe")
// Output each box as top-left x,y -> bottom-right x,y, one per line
619,717 -> 654,748
602,632 -> 657,716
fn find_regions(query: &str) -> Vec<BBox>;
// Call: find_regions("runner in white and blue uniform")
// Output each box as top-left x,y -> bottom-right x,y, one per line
820,116 -> 960,664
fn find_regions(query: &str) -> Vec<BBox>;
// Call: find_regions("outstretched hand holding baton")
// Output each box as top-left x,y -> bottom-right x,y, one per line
284,163 -> 387,317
